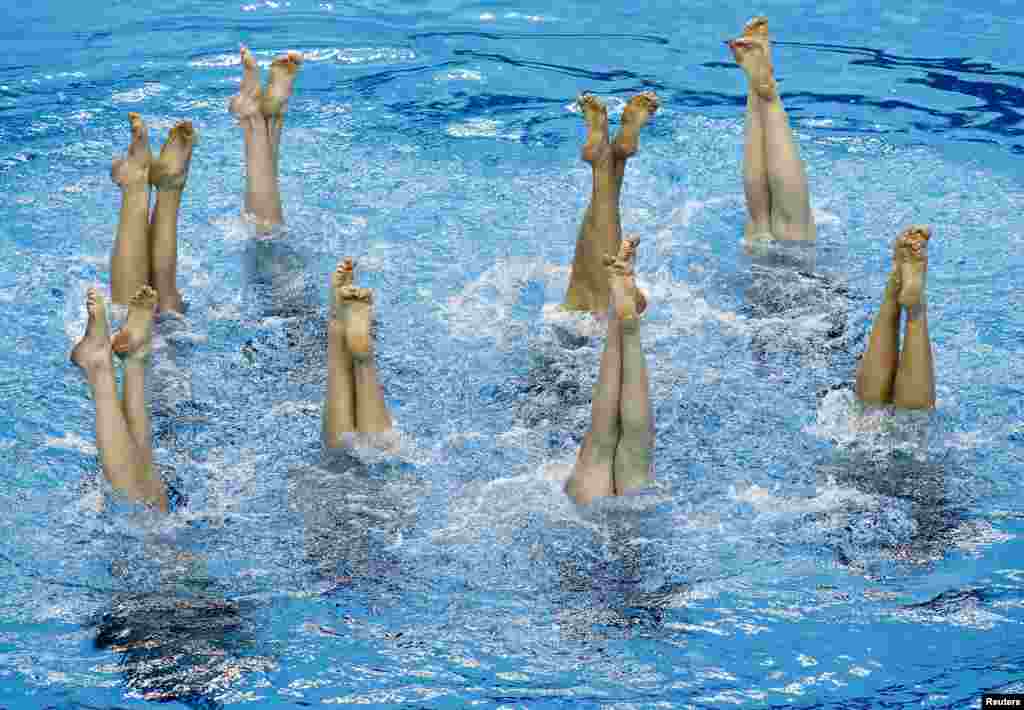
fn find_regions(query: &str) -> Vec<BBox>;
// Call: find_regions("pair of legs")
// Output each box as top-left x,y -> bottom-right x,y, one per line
110,114 -> 196,313
565,238 -> 654,505
562,92 -> 659,314
229,46 -> 303,229
321,259 -> 394,447
728,17 -> 815,243
855,227 -> 936,410
71,287 -> 168,512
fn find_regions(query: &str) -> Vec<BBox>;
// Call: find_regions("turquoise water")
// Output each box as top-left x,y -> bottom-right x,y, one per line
2,0 -> 1024,707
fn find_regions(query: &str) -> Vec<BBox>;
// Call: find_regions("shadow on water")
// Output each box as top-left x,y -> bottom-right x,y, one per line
512,337 -> 593,445
241,236 -> 327,382
735,245 -> 864,377
753,42 -> 1024,142
90,560 -> 267,709
149,320 -> 213,456
328,31 -> 1024,151
552,498 -> 696,645
287,450 -> 419,592
816,432 -> 968,571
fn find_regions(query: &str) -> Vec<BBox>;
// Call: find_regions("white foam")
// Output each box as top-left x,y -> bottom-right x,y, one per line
45,433 -> 97,456
541,304 -> 604,338
441,257 -> 568,345
434,69 -> 483,83
335,47 -> 417,65
504,11 -> 557,22
812,207 -> 842,226
732,481 -> 878,518
110,84 -> 166,104
806,389 -> 931,456
188,53 -> 242,68
446,118 -> 521,141
431,462 -> 577,545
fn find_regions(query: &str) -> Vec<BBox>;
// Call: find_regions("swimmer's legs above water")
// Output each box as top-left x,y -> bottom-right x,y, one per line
262,51 -> 303,176
727,17 -> 815,243
109,113 -> 153,305
148,121 -> 196,314
109,115 -> 196,313
566,237 -> 654,506
322,259 -> 394,448
71,287 -> 168,511
563,92 -> 658,314
855,226 -> 935,410
229,46 -> 302,229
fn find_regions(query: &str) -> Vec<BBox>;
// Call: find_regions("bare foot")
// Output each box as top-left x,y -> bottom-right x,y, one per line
894,226 -> 930,307
613,91 -> 659,159
239,45 -> 261,96
149,121 -> 196,191
71,289 -> 113,371
741,16 -> 770,49
329,258 -> 357,337
604,235 -> 646,328
338,286 -> 374,359
110,113 -> 152,190
261,51 -> 303,118
577,93 -> 610,164
111,285 -> 158,360
332,257 -> 356,290
229,46 -> 263,119
726,17 -> 776,100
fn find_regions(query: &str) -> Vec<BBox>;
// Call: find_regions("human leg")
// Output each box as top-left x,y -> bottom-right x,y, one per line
261,51 -> 303,175
340,286 -> 394,435
230,46 -> 283,228
148,121 -> 196,314
611,91 -> 659,163
728,18 -> 814,242
855,240 -> 903,405
111,286 -> 169,511
564,94 -> 623,314
110,113 -> 153,304
607,238 -> 654,494
564,91 -> 658,314
565,294 -> 624,505
729,19 -> 772,239
323,259 -> 357,446
892,227 -> 935,409
71,289 -> 167,511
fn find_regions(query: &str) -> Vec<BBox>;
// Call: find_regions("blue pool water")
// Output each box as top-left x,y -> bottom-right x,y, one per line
2,0 -> 1024,707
